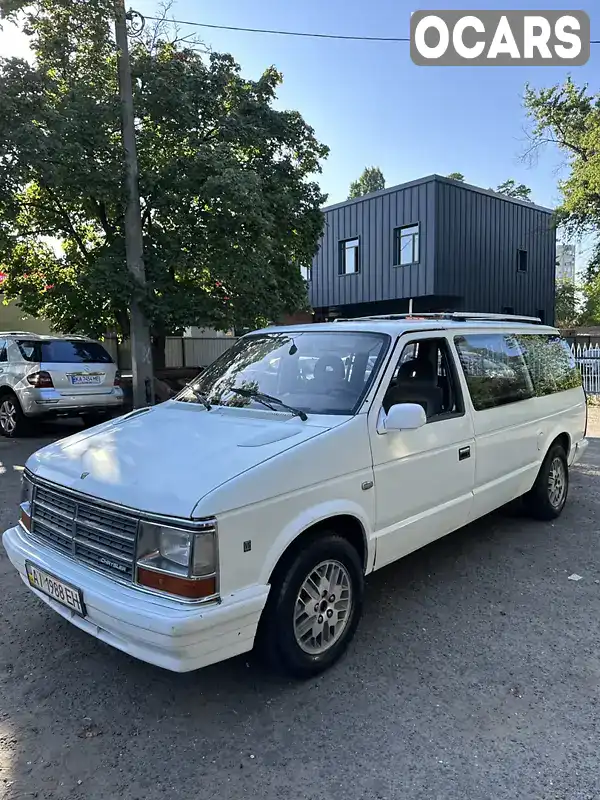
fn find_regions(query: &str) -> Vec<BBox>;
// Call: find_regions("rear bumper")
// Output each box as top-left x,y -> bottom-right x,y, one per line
20,387 -> 124,418
2,524 -> 269,672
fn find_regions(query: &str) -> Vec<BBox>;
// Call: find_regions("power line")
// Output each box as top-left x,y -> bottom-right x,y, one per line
143,16 -> 409,42
143,15 -> 599,45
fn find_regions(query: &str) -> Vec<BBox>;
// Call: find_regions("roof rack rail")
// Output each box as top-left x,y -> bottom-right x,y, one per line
0,330 -> 40,336
333,312 -> 542,324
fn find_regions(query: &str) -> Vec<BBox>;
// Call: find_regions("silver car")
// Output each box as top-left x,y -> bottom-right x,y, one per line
0,332 -> 123,437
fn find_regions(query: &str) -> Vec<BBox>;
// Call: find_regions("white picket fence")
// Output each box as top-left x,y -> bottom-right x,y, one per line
572,344 -> 600,395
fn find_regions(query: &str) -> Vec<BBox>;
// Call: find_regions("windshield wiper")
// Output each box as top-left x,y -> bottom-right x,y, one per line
190,388 -> 211,410
230,388 -> 307,421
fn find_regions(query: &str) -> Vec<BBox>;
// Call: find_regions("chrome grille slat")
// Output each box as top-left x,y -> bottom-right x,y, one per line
75,517 -> 136,544
31,484 -> 138,582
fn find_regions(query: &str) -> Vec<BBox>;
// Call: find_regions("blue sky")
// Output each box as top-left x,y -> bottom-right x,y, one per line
131,0 -> 598,210
1,1 -> 597,264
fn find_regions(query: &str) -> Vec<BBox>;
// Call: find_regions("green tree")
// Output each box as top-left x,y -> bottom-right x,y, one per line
0,0 -> 328,365
348,166 -> 385,199
446,172 -> 465,181
494,179 -> 532,202
554,278 -> 578,328
524,79 -> 600,327
524,79 -> 599,236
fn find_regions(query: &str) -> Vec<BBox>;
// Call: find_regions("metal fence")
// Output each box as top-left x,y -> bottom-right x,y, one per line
572,344 -> 600,396
104,336 -> 236,372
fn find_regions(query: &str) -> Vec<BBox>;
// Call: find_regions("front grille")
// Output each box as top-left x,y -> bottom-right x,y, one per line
31,484 -> 138,581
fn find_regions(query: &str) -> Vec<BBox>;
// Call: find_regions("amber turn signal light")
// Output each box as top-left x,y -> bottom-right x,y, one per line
19,503 -> 31,532
137,567 -> 216,599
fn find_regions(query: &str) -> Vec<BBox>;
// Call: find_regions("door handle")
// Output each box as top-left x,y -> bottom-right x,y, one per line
458,446 -> 471,461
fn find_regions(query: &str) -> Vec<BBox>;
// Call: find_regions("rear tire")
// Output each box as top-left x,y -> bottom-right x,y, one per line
524,443 -> 569,520
0,393 -> 29,438
258,533 -> 364,679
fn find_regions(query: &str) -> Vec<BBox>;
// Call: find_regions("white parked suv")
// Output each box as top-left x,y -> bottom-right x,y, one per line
0,332 -> 123,436
2,313 -> 587,678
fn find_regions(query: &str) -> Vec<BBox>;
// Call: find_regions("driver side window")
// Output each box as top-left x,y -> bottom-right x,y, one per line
382,338 -> 463,421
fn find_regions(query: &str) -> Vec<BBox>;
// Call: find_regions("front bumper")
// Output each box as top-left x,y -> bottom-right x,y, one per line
570,438 -> 588,467
20,387 -> 124,418
2,525 -> 269,672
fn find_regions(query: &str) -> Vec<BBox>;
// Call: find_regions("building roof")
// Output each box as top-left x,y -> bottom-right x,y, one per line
322,174 -> 553,215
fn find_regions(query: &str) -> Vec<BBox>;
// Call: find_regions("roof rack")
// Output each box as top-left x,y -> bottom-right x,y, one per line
333,312 -> 542,325
0,330 -> 41,336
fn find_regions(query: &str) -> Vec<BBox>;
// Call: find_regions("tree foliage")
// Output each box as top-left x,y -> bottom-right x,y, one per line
524,78 -> 600,236
494,179 -> 532,201
0,0 -> 329,348
554,278 -> 578,328
348,166 -> 385,199
446,172 -> 465,181
524,79 -> 600,327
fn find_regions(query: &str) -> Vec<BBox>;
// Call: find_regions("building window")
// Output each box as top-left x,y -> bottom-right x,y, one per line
394,224 -> 420,266
339,238 -> 359,275
300,264 -> 312,282
517,249 -> 528,273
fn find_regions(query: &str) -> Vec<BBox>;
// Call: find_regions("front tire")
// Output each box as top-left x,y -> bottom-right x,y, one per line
258,533 -> 364,679
524,443 -> 569,520
0,393 -> 29,438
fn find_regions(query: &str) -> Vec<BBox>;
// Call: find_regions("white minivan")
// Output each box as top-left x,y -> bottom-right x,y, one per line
2,313 -> 588,678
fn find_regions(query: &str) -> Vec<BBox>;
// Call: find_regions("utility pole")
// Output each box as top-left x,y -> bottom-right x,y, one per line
114,0 -> 154,408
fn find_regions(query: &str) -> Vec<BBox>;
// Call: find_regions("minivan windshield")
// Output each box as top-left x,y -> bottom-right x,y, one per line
17,339 -> 113,364
177,331 -> 389,416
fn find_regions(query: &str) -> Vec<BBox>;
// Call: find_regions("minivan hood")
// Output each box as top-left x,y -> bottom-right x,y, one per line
27,402 -> 331,518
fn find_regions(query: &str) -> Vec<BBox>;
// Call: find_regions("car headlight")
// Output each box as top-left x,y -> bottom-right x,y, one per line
19,473 -> 33,531
136,521 -> 218,601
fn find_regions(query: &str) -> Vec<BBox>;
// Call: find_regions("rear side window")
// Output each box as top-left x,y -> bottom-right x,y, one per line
16,339 -> 113,364
517,335 -> 581,395
454,334 -> 534,410
0,340 -> 6,363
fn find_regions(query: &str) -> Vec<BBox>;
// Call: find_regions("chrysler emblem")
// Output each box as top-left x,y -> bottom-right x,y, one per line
80,471 -> 90,480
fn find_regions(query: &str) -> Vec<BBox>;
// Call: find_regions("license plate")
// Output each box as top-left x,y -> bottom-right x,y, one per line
69,374 -> 102,385
25,562 -> 86,616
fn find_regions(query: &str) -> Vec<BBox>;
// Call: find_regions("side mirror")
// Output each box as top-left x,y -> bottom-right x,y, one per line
379,402 -> 427,433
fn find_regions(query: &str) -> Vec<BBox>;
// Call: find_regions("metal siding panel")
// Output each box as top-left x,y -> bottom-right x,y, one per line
379,194 -> 388,302
368,198 -> 377,302
352,202 -> 360,306
426,181 -> 435,295
387,191 -> 396,300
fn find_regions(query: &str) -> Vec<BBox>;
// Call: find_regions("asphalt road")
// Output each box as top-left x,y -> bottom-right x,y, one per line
2,415 -> 600,800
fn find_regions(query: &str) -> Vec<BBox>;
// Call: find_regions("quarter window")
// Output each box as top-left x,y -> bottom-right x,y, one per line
394,224 -> 420,266
517,335 -> 581,395
339,238 -> 359,275
455,334 -> 534,410
0,340 -> 6,363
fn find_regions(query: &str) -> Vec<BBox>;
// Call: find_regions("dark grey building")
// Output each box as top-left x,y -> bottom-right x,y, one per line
309,175 -> 556,324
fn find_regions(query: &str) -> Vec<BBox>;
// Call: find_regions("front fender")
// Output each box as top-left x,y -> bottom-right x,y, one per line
258,498 -> 375,586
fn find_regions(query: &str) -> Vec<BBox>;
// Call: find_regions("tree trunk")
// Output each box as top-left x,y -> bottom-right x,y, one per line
151,332 -> 166,372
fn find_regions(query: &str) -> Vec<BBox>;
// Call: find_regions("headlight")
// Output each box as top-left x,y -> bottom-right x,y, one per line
19,473 -> 33,531
136,521 -> 218,600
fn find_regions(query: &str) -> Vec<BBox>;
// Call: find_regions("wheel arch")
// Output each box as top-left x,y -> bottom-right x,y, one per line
261,506 -> 372,587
